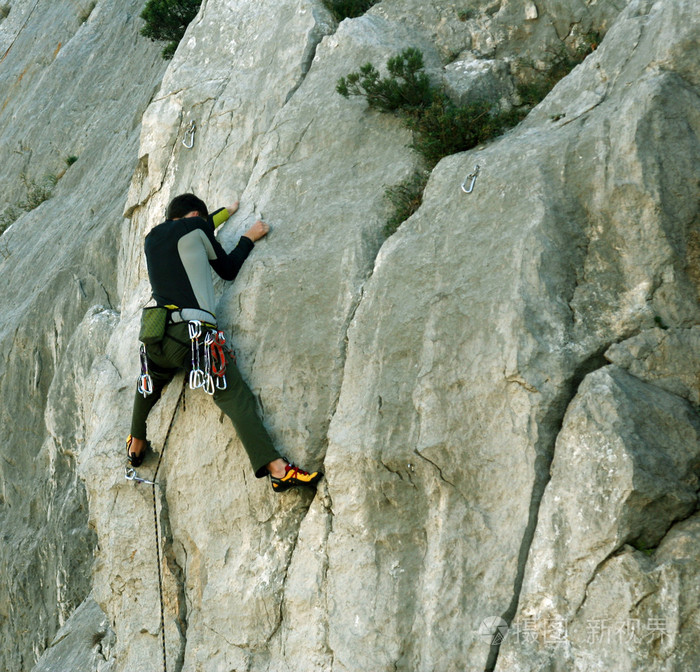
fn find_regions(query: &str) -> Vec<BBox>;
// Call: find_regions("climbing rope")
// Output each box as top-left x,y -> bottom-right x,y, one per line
150,379 -> 186,672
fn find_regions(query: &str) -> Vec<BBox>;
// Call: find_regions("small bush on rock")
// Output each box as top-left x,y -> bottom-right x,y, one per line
337,48 -> 523,167
383,170 -> 429,236
140,0 -> 202,60
515,32 -> 600,107
338,38 -> 599,232
337,47 -> 434,114
0,173 -> 58,234
322,0 -> 380,21
407,94 -> 524,167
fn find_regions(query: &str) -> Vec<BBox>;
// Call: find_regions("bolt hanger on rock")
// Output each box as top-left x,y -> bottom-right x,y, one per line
124,466 -> 157,486
182,119 -> 196,149
461,164 -> 480,194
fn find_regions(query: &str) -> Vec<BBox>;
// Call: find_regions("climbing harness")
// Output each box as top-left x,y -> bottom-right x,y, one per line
182,120 -> 196,149
461,164 -> 480,194
138,344 -> 154,397
136,318 -> 230,397
187,320 -> 229,395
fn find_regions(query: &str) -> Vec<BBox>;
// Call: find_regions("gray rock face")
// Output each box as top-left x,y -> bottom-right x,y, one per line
494,365 -> 700,671
0,1 -> 166,668
33,596 -> 116,672
0,0 -> 698,671
606,327 -> 700,405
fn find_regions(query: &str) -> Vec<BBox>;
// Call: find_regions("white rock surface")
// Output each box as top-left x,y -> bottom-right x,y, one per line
0,0 -> 698,671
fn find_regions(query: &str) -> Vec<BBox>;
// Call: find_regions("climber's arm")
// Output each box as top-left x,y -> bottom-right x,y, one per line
206,201 -> 269,281
210,200 -> 239,229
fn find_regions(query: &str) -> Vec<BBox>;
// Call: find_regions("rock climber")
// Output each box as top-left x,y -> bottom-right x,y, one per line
126,193 -> 322,492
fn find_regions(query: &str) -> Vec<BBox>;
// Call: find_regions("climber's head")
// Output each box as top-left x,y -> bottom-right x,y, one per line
166,193 -> 208,220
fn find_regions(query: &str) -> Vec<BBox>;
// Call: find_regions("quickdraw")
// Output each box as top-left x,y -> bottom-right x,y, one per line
188,321 -> 229,394
203,331 -> 215,395
211,331 -> 228,390
188,320 -> 205,389
461,164 -> 480,194
182,119 -> 196,149
138,344 -> 153,397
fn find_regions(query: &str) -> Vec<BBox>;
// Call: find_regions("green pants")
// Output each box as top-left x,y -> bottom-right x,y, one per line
130,323 -> 280,477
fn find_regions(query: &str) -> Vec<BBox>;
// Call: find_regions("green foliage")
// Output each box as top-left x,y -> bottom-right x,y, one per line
65,155 -> 79,167
0,4 -> 11,20
458,9 -> 476,21
21,173 -> 57,210
0,206 -> 21,237
140,0 -> 202,59
338,38 -> 600,232
516,33 -> 600,107
338,48 -> 524,167
0,173 -> 58,235
78,1 -> 96,24
407,93 -> 524,166
337,48 -> 434,114
384,170 -> 429,236
322,0 -> 380,21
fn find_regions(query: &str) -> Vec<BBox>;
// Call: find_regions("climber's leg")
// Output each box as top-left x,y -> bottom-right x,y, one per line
212,352 -> 282,477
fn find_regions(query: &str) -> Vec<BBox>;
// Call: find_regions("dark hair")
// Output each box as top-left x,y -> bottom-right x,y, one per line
166,193 -> 208,220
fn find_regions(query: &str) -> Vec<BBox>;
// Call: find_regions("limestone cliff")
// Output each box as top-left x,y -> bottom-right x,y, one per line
1,1 -> 699,671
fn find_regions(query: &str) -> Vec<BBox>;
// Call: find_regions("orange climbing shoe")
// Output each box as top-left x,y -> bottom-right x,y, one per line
270,463 -> 323,492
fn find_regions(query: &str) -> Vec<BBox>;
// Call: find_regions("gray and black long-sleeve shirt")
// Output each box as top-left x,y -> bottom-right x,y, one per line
144,208 -> 253,318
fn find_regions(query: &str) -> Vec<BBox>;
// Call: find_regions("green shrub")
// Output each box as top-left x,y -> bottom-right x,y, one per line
322,0 -> 380,21
65,155 -> 79,167
337,47 -> 433,114
140,0 -> 202,60
78,1 -> 96,24
338,48 -> 524,167
515,33 -> 600,107
407,94 -> 524,166
0,173 -> 57,234
21,173 -> 57,211
0,206 -> 21,236
384,170 -> 429,236
338,40 -> 599,232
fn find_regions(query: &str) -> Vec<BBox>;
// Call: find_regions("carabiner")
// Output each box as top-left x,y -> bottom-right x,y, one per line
138,373 -> 153,397
182,120 -> 196,149
189,368 -> 205,390
215,375 -> 227,390
188,320 -> 202,340
461,164 -> 480,194
203,374 -> 215,396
